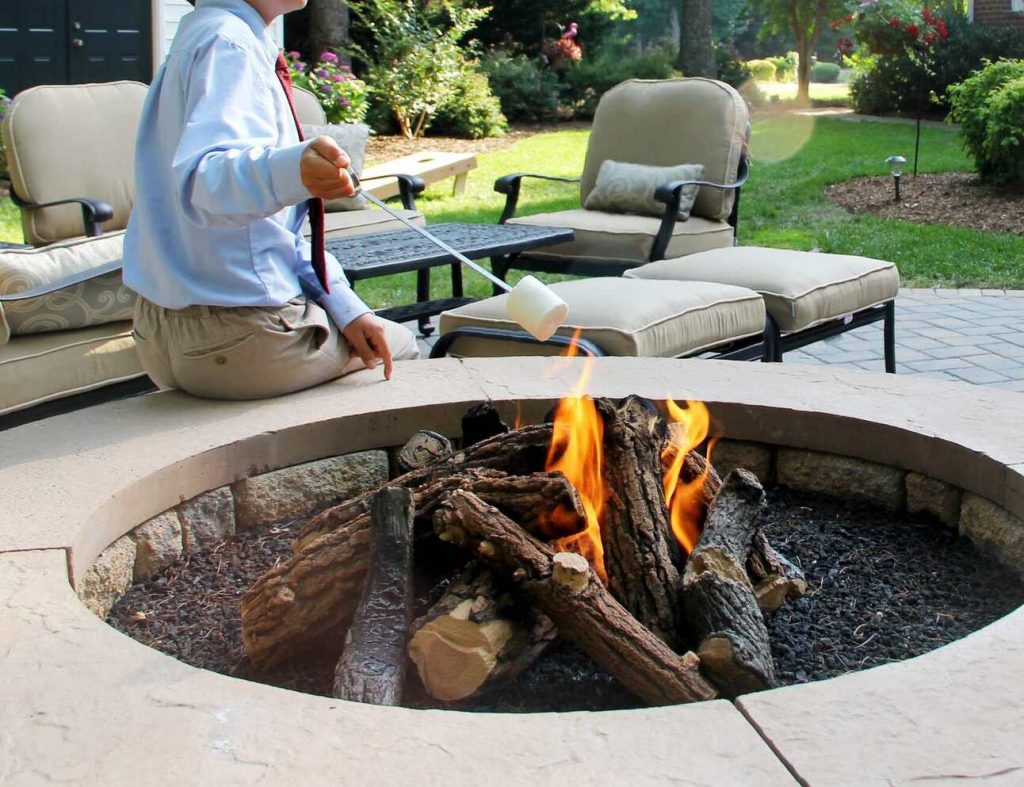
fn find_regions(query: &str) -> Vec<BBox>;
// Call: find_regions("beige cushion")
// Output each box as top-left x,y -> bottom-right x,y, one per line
0,321 -> 143,415
439,278 -> 765,358
626,247 -> 900,333
582,79 -> 748,222
301,122 -> 370,211
0,232 -> 134,345
315,207 -> 425,240
2,82 -> 147,246
293,86 -> 327,126
508,209 -> 734,270
584,161 -> 704,220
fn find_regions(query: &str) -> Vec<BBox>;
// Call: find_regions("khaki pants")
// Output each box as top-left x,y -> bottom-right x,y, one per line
133,297 -> 420,400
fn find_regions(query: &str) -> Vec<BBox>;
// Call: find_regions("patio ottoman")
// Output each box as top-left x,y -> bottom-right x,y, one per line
624,246 -> 900,369
432,277 -> 766,358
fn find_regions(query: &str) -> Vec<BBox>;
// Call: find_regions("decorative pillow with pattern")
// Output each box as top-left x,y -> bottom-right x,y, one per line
301,122 -> 371,211
0,232 -> 135,345
584,160 -> 706,220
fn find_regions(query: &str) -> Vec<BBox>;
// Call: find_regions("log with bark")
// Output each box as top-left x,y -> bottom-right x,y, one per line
333,487 -> 415,705
681,468 -> 775,697
241,470 -> 585,670
433,489 -> 718,707
748,530 -> 808,613
407,565 -> 557,701
595,397 -> 684,649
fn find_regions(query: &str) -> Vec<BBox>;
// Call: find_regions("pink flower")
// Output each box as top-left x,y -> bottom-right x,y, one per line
320,52 -> 339,64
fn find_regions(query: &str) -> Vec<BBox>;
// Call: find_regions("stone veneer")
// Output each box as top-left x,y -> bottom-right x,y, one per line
1,357 -> 1023,785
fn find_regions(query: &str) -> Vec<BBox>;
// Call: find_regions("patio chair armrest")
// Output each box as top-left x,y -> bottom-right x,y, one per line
650,157 -> 751,259
494,173 -> 581,224
358,172 -> 426,210
0,258 -> 122,302
9,188 -> 114,238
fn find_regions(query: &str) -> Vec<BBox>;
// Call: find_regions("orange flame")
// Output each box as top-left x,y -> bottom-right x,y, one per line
545,332 -> 607,582
661,399 -> 712,555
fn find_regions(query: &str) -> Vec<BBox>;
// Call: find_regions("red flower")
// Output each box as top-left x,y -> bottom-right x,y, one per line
906,22 -> 919,39
889,17 -> 902,27
923,32 -> 937,45
937,19 -> 948,39
831,18 -> 843,32
838,37 -> 855,54
922,8 -> 933,24
845,13 -> 853,22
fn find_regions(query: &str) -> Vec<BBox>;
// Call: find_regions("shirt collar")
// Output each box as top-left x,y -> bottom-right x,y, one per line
195,0 -> 277,59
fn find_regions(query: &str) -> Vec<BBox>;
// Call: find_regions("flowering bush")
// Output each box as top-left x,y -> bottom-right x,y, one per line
836,1 -> 949,56
541,22 -> 583,70
284,50 -> 369,124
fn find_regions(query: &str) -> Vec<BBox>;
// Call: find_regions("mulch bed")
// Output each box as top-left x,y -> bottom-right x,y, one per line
826,172 -> 1024,235
108,485 -> 1024,712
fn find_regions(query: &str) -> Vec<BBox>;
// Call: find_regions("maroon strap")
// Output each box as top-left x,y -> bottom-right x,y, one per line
275,54 -> 329,293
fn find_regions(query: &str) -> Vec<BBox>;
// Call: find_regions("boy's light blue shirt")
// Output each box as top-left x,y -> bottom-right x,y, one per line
123,0 -> 369,331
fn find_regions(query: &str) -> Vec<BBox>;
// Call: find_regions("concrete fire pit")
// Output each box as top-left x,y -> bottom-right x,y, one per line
1,357 -> 1022,785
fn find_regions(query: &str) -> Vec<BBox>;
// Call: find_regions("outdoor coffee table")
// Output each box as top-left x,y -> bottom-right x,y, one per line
326,222 -> 573,334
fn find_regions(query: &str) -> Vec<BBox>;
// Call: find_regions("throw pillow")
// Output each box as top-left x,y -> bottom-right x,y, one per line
584,160 -> 706,220
0,232 -> 135,345
301,122 -> 371,211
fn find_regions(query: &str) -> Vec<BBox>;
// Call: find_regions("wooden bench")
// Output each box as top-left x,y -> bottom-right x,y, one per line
362,151 -> 478,200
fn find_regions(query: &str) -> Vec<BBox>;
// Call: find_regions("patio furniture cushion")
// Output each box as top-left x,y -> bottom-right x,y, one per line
0,232 -> 133,344
508,209 -> 735,270
302,122 -> 370,211
625,247 -> 900,333
584,161 -> 705,220
439,277 -> 765,357
0,321 -> 143,416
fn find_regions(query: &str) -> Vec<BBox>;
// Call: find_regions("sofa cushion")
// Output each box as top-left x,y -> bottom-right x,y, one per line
314,206 -> 425,241
0,232 -> 134,345
301,122 -> 370,211
439,277 -> 765,358
0,321 -> 143,415
584,161 -> 705,220
626,247 -> 900,333
508,209 -> 734,270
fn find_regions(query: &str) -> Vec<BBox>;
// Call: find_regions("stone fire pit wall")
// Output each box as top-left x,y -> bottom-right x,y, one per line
1,357 -> 1023,786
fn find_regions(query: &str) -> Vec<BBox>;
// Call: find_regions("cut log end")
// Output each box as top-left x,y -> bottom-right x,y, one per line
408,616 -> 513,701
552,551 -> 590,594
697,636 -> 772,694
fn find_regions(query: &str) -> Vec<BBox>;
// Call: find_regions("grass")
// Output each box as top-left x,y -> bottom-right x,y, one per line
754,81 -> 851,103
7,115 -> 1021,307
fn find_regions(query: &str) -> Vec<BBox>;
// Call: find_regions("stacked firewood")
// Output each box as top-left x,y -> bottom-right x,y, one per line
240,399 -> 805,707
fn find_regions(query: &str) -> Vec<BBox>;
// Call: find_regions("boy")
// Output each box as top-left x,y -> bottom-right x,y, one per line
124,0 -> 418,400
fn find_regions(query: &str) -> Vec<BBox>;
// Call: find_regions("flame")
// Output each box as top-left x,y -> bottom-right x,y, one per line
544,331 -> 607,582
661,399 -> 712,555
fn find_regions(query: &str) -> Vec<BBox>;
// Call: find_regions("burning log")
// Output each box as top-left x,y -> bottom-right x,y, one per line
333,487 -> 415,705
434,489 -> 718,707
595,397 -> 684,648
461,402 -> 510,447
241,470 -> 585,669
748,531 -> 808,613
396,430 -> 453,473
294,422 -> 554,551
682,469 -> 775,697
407,565 -> 557,702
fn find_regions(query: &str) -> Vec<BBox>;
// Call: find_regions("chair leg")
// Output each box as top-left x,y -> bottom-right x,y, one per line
490,254 -> 512,295
762,316 -> 783,363
416,268 -> 433,336
883,300 -> 896,373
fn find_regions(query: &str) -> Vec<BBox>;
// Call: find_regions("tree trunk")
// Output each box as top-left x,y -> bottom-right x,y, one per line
293,0 -> 350,65
678,0 -> 716,78
434,490 -> 718,707
333,487 -> 414,705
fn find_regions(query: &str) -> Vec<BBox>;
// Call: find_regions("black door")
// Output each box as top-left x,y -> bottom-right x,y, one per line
0,0 -> 152,98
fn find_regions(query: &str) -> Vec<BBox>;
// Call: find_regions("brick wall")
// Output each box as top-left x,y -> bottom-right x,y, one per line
973,0 -> 1024,29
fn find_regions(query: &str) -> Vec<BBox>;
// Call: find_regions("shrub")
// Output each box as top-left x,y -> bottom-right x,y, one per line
716,44 -> 752,88
769,52 -> 797,82
746,58 -> 777,81
0,89 -> 10,179
947,59 -> 1024,183
350,0 -> 488,138
480,52 -> 560,122
559,43 -> 680,118
432,66 -> 508,138
285,50 -> 369,124
811,62 -> 841,83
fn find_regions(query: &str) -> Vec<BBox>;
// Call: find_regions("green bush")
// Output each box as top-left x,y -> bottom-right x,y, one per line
432,66 -> 508,138
746,58 -> 777,81
811,62 -> 841,83
947,58 -> 1024,183
480,53 -> 560,122
769,52 -> 797,82
559,44 -> 680,118
716,44 -> 752,88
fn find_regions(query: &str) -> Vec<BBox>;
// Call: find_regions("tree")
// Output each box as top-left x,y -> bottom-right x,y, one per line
677,0 -> 715,77
287,0 -> 351,64
751,0 -> 847,101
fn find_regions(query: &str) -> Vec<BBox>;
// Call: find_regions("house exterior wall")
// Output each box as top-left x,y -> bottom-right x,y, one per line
152,0 -> 284,75
971,0 -> 1024,29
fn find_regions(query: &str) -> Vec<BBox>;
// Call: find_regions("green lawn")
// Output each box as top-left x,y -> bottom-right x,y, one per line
755,81 -> 851,103
7,116 -> 1020,310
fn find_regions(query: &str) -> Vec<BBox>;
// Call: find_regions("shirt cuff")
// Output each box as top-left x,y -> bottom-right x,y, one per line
316,286 -> 372,333
268,140 -> 313,206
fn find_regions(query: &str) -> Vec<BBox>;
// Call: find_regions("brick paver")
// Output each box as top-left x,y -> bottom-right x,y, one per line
413,288 -> 1024,389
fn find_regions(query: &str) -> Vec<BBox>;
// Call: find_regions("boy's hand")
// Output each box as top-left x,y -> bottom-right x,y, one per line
301,136 -> 356,200
343,313 -> 395,380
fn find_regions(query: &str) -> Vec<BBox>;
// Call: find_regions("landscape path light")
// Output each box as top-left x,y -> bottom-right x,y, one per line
886,155 -> 907,202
